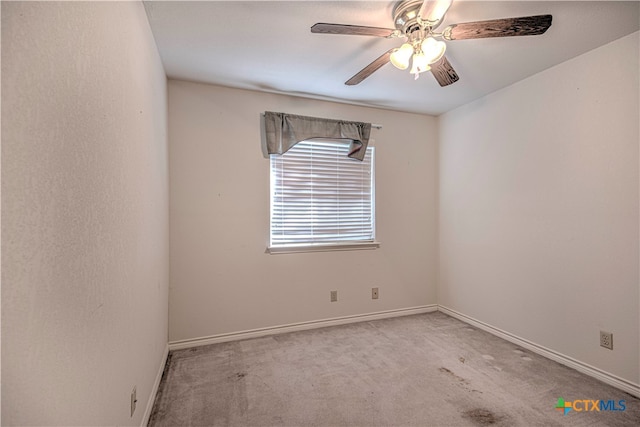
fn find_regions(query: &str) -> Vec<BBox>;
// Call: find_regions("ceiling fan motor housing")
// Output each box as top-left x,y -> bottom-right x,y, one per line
393,0 -> 431,34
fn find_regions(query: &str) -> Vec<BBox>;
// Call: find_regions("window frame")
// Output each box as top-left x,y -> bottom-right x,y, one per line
268,139 -> 379,254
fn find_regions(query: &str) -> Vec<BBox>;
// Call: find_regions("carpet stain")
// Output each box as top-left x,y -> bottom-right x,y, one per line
439,367 -> 460,379
229,372 -> 247,380
439,368 -> 468,386
459,356 -> 465,363
462,408 -> 503,425
440,367 -> 484,394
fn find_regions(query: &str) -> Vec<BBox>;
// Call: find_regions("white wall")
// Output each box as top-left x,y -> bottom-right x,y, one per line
2,2 -> 168,425
439,32 -> 639,384
168,81 -> 437,342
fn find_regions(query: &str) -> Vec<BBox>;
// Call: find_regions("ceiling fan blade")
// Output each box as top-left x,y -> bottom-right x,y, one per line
418,0 -> 453,28
443,15 -> 552,40
345,49 -> 394,86
311,23 -> 396,38
430,56 -> 459,87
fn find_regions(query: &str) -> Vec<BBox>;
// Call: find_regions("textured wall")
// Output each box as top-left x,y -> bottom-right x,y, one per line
439,32 -> 639,384
168,81 -> 438,342
2,2 -> 168,425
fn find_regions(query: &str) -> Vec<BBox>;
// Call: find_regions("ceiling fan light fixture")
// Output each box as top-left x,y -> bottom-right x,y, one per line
390,43 -> 414,70
421,36 -> 446,64
410,52 -> 431,76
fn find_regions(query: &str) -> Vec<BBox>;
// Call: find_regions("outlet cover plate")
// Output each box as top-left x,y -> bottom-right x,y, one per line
600,331 -> 613,350
372,287 -> 379,299
330,291 -> 337,302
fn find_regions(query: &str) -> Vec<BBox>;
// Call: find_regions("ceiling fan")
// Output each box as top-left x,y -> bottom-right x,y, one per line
311,0 -> 552,87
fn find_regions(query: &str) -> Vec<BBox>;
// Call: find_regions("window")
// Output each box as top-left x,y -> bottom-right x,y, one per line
269,139 -> 376,253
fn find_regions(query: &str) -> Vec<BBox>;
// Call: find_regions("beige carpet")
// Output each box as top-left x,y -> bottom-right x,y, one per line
149,312 -> 639,426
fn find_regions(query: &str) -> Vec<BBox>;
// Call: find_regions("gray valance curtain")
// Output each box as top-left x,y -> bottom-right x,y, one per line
264,111 -> 372,161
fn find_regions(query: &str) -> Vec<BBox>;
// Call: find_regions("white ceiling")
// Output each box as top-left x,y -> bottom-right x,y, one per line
143,1 -> 639,116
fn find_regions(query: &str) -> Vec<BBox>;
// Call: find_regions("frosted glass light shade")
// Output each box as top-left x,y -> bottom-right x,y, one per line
390,43 -> 414,70
421,37 -> 446,64
419,0 -> 453,27
410,52 -> 430,75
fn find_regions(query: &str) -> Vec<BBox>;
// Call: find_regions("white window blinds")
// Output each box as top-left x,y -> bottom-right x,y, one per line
270,139 -> 375,248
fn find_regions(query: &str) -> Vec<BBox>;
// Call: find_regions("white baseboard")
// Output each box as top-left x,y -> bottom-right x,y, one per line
437,305 -> 640,398
168,305 -> 437,351
141,344 -> 169,427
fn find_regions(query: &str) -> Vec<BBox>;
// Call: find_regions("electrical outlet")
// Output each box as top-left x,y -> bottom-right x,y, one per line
372,287 -> 379,299
131,386 -> 137,417
600,331 -> 613,350
330,290 -> 338,302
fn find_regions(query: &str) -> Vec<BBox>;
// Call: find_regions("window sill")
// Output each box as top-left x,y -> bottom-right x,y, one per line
267,241 -> 381,254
